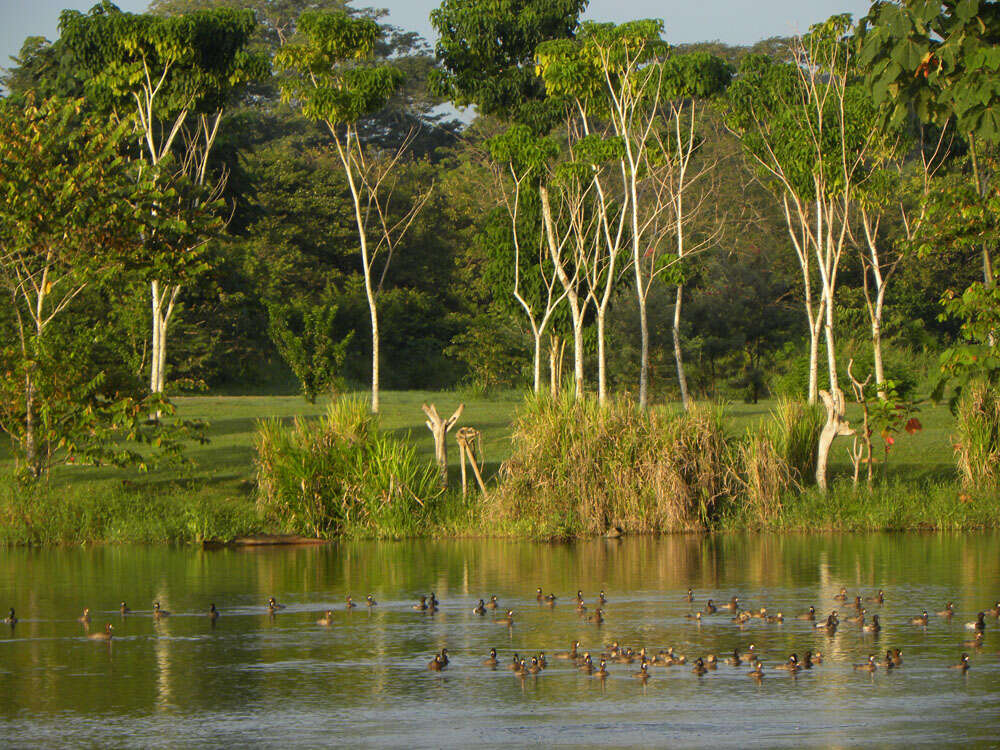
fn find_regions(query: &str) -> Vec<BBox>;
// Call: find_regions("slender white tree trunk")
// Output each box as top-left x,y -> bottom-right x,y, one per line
150,280 -> 161,395
597,309 -> 607,405
872,290 -> 886,395
672,284 -> 690,410
532,334 -> 542,395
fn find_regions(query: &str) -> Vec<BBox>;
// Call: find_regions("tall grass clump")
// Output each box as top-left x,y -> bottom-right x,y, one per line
486,395 -> 730,538
954,382 -> 1000,488
730,399 -> 823,523
254,397 -> 441,538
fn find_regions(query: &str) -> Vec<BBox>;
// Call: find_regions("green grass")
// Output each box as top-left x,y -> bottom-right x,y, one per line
0,389 -> 984,544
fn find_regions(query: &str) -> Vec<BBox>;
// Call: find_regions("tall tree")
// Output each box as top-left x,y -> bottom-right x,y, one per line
275,11 -> 432,413
59,1 -> 262,402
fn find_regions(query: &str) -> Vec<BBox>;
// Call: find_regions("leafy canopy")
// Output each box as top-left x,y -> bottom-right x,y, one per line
274,11 -> 404,125
59,1 -> 264,118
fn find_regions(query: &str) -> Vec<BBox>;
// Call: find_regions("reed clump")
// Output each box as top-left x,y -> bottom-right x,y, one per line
485,395 -> 730,538
730,399 -> 823,523
953,381 -> 1000,489
254,397 -> 441,538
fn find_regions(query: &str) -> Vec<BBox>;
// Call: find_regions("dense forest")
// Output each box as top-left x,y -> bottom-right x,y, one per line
1,0 -> 998,484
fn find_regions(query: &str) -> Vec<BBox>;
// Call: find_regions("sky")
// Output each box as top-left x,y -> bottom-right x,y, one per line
1,0 -> 874,74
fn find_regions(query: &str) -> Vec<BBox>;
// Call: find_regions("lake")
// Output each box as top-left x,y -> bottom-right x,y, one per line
1,534 -> 998,747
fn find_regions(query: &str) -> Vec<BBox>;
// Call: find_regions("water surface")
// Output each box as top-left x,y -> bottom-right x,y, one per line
1,534 -> 998,747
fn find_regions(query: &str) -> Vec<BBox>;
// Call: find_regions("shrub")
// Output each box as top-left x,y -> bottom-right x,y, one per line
254,397 -> 441,537
954,381 -> 1000,488
486,395 -> 730,538
730,399 -> 823,523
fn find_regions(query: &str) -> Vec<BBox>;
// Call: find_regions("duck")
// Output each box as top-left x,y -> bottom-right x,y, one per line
345,595 -> 356,609
685,588 -> 694,602
749,662 -> 764,680
846,608 -> 867,625
153,602 -> 170,618
594,658 -> 609,678
705,654 -> 718,670
723,596 -> 740,611
428,654 -> 445,671
887,648 -> 902,666
963,632 -> 985,648
727,649 -> 743,667
615,647 -> 636,664
544,593 -> 557,607
633,661 -> 651,681
486,595 -> 499,610
428,593 -> 440,611
578,654 -> 594,673
78,608 -> 91,624
664,646 -> 686,665
87,623 -> 113,641
691,657 -> 708,676
3,608 -> 17,625
951,653 -> 971,672
574,590 -> 584,605
604,641 -> 621,659
119,601 -> 131,615
988,601 -> 1000,617
599,591 -> 608,605
317,610 -> 334,626
439,648 -> 450,667
267,597 -> 285,612
526,656 -> 542,674
878,649 -> 896,668
774,654 -> 800,672
473,599 -> 487,615
208,603 -> 220,620
863,614 -> 881,633
536,587 -> 544,602
802,650 -> 816,669
810,650 -> 824,664
588,608 -> 605,624
854,654 -> 877,672
704,599 -> 717,614
507,653 -> 522,671
512,658 -> 527,676
797,606 -> 817,621
910,610 -> 929,626
538,652 -> 547,669
482,648 -> 498,667
413,596 -> 428,611
937,602 -> 955,618
834,587 -> 849,602
866,590 -> 885,605
851,595 -> 864,612
685,611 -> 703,621
494,609 -> 515,626
766,612 -> 784,624
555,641 -> 581,660
965,612 -> 986,633
816,611 -> 838,631
366,595 -> 377,607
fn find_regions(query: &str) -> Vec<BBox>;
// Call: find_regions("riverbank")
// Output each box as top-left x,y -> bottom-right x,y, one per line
0,391 -> 994,545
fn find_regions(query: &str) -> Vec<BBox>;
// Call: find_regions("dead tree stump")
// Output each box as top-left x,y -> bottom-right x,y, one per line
422,403 -> 464,488
456,426 -> 486,497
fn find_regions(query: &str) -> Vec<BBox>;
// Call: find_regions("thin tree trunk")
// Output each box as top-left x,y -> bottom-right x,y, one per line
807,323 -> 820,404
532,334 -> 542,395
637,295 -> 649,407
672,284 -> 690,410
872,291 -> 886,397
571,306 -> 584,399
150,280 -> 161,394
368,296 -> 380,413
597,309 -> 607,405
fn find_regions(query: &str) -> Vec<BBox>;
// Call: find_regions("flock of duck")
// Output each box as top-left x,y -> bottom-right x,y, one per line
3,585 -> 997,681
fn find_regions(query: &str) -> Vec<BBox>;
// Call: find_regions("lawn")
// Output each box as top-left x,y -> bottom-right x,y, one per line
0,389 -> 958,496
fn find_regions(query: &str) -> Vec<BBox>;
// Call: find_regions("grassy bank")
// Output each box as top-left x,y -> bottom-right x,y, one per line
0,389 -> 995,544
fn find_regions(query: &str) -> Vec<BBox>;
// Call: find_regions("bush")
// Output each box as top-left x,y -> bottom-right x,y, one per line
954,381 -> 1000,488
486,395 -> 730,538
254,397 -> 442,537
730,399 -> 823,523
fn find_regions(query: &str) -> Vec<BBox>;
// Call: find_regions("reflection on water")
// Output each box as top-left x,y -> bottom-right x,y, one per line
0,534 -> 999,747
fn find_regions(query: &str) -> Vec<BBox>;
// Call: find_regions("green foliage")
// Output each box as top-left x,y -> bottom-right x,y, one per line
430,0 -> 587,133
59,1 -> 265,117
254,397 -> 442,537
266,286 -> 353,402
274,11 -> 403,125
859,0 -> 1000,142
953,380 -> 1000,488
935,275 -> 1000,404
